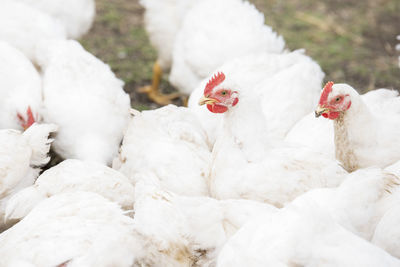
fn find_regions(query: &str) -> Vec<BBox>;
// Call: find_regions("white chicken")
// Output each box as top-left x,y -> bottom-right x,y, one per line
217,199 -> 400,267
285,110 -> 336,158
13,0 -> 96,39
0,181 -> 277,266
138,0 -> 200,104
140,0 -> 285,104
312,82 -> 400,172
368,160 -> 400,258
0,1 -> 66,61
140,0 -> 198,71
0,192 -> 141,267
0,41 -> 42,131
188,50 -> 325,144
170,0 -> 285,94
5,159 -> 135,224
198,69 -> 344,207
0,123 -> 57,231
372,203 -> 400,259
132,179 -> 277,266
371,202 -> 400,258
286,85 -> 400,163
292,167 -> 400,241
113,105 -> 211,196
35,40 -> 131,165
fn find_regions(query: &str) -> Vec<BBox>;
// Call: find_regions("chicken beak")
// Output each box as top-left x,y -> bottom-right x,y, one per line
199,96 -> 218,106
315,105 -> 329,118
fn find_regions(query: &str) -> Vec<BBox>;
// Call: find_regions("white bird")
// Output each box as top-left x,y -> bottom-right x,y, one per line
217,199 -> 400,267
170,0 -> 285,95
13,0 -> 96,39
138,0 -> 200,104
113,105 -> 211,197
35,39 -> 131,165
140,0 -> 285,105
293,167 -> 400,241
0,1 -> 66,61
0,41 -> 42,131
5,159 -> 135,224
198,68 -> 344,207
372,203 -> 400,259
287,86 -> 400,163
369,160 -> 400,258
312,82 -> 400,172
0,123 -> 57,231
0,192 -> 141,267
132,179 -> 277,266
140,0 -> 199,71
189,50 -> 325,144
1,180 -> 277,266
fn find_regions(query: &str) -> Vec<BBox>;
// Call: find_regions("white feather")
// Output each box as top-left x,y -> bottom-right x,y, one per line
36,40 -> 131,165
5,159 -> 135,222
14,0 -> 95,39
0,123 -> 56,231
0,1 -> 66,61
114,105 -> 211,196
170,0 -> 285,94
0,41 -> 43,130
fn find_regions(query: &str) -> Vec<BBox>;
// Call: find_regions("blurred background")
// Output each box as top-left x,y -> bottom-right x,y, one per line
81,0 -> 400,110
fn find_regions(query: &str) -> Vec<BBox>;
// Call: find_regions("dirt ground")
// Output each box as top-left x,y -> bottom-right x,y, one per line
81,0 -> 400,110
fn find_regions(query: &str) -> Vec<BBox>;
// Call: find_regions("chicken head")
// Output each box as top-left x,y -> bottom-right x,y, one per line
315,81 -> 352,120
198,72 -> 238,113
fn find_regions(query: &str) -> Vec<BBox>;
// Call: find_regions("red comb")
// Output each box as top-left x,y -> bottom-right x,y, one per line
26,106 -> 35,128
17,106 -> 36,130
319,81 -> 334,105
204,72 -> 225,96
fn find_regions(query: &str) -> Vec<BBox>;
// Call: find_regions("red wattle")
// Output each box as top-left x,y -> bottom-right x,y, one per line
26,106 -> 35,128
207,104 -> 228,113
232,98 -> 239,106
328,111 -> 340,120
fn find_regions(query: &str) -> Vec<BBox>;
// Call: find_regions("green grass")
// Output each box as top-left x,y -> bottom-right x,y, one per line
253,0 -> 400,92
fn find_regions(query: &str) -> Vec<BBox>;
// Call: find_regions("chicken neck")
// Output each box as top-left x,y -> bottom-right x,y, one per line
333,93 -> 375,172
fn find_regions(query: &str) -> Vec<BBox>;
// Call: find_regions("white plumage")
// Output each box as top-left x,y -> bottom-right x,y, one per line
132,180 -> 277,266
372,204 -> 400,258
0,41 -> 42,130
113,105 -> 211,196
217,199 -> 400,267
189,50 -> 325,144
5,159 -> 135,223
285,111 -> 335,158
1,0 -> 398,264
0,182 -> 274,266
35,40 -> 131,165
139,0 -> 199,71
294,167 -> 400,241
0,192 -> 140,267
0,123 -> 57,231
170,0 -> 285,94
13,0 -> 96,39
210,134 -> 346,207
289,83 -> 400,171
369,160 -> 400,257
196,53 -> 344,207
0,1 -> 66,61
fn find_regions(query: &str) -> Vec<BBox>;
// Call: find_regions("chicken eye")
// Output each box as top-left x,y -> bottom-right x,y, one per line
221,91 -> 227,96
335,97 -> 341,102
